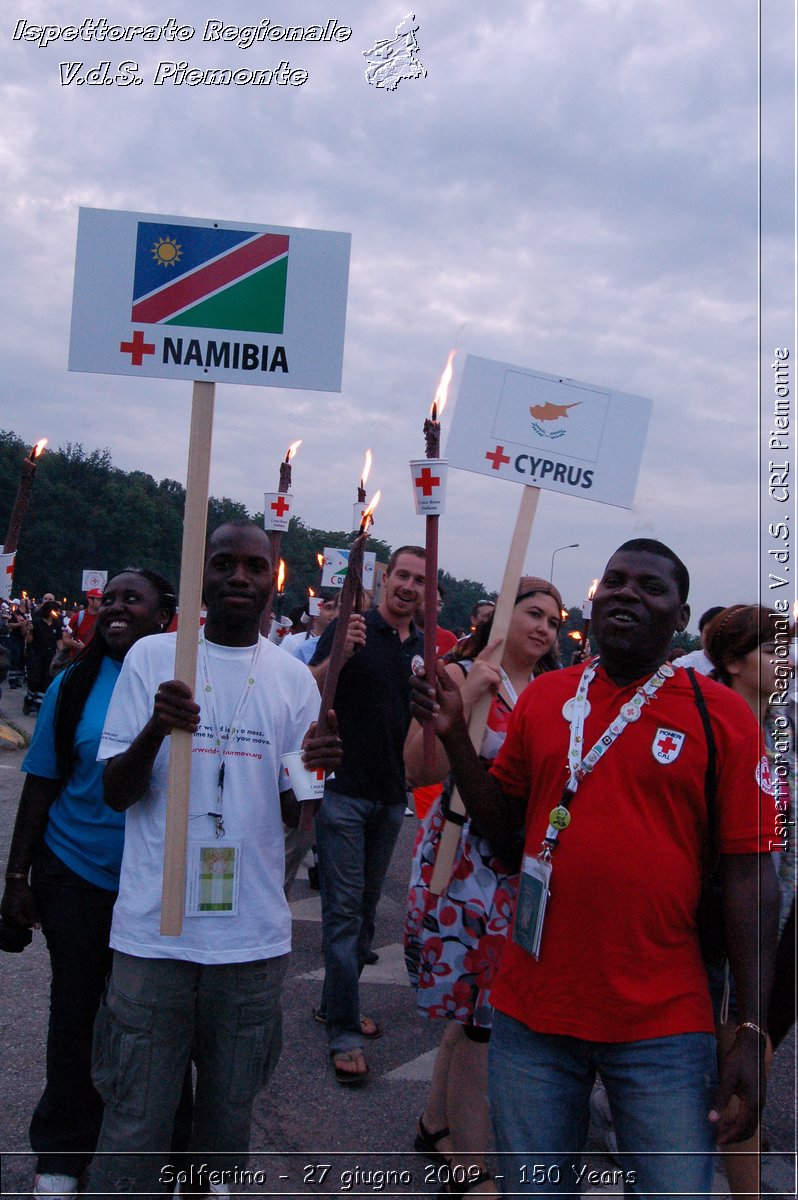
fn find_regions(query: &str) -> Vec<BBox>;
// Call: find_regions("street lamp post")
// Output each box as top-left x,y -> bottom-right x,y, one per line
550,542 -> 579,583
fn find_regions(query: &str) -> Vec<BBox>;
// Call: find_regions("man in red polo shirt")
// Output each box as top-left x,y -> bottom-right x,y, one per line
69,588 -> 103,646
412,539 -> 778,1197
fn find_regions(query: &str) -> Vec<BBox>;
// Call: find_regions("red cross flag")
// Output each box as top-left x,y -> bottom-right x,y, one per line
409,458 -> 448,515
0,551 -> 15,601
263,491 -> 293,532
81,570 -> 108,591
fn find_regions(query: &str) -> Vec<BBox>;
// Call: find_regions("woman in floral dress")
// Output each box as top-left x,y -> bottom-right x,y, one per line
404,577 -> 562,1198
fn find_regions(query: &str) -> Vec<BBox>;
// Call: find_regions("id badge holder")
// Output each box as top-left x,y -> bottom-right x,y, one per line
185,843 -> 241,916
512,853 -> 551,960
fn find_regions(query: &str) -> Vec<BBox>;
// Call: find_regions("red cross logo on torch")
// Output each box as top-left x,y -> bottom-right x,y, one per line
270,495 -> 291,518
485,445 -> 511,471
414,466 -> 441,497
120,330 -> 156,366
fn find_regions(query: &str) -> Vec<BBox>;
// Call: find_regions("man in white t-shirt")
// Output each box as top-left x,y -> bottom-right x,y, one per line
89,523 -> 341,1198
673,604 -> 726,675
281,593 -> 340,665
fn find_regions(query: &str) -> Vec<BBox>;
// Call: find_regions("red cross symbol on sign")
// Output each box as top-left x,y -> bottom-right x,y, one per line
657,734 -> 678,755
314,768 -> 325,782
270,495 -> 291,518
120,330 -> 156,366
485,445 -> 511,471
4,558 -> 14,579
414,466 -> 441,496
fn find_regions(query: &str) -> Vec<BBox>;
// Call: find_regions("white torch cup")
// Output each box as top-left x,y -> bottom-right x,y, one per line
280,751 -> 326,802
409,458 -> 448,516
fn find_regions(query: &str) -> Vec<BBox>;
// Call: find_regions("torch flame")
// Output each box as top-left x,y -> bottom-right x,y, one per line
587,578 -> 599,600
277,559 -> 286,592
308,587 -> 315,598
285,440 -> 302,463
316,553 -> 324,568
360,489 -> 381,530
568,630 -> 583,641
31,438 -> 48,460
360,448 -> 373,489
431,350 -> 457,420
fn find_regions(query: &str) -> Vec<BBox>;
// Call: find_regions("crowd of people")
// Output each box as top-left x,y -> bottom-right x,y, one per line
0,529 -> 794,1200
0,588 -> 110,715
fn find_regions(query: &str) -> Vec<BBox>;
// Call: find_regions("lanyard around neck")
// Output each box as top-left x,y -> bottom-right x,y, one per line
199,635 -> 262,836
540,658 -> 675,858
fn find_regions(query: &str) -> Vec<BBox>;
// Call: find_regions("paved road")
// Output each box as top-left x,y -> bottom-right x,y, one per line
0,684 -> 794,1197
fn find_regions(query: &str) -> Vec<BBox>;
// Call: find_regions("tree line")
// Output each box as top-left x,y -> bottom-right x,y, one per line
0,432 -> 697,657
0,431 -> 495,634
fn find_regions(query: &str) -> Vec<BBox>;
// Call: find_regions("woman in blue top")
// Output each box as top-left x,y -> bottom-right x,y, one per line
1,569 -> 176,1198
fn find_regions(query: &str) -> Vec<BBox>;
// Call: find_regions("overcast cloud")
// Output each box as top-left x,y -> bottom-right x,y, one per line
1,0 -> 794,623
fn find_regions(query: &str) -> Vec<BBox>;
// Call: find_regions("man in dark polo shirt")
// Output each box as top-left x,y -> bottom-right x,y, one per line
310,546 -> 425,1083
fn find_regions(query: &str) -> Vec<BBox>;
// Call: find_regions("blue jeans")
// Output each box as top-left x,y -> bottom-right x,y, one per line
489,1011 -> 717,1198
89,950 -> 287,1197
316,789 -> 404,1052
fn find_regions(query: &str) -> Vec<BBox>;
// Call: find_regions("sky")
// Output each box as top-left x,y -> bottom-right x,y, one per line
2,0 -> 795,628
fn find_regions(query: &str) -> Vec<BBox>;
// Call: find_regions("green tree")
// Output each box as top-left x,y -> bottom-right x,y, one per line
437,570 -> 496,635
0,432 -> 498,617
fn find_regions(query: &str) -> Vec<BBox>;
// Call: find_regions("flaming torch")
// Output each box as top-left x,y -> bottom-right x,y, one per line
353,449 -> 373,531
316,492 -> 381,739
301,493 -> 381,833
3,439 -> 47,556
411,351 -> 456,766
1,440 -> 48,599
581,579 -> 598,653
264,440 -> 301,579
267,559 -> 291,644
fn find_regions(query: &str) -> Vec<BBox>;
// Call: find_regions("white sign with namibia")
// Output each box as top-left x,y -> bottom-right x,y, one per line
445,355 -> 652,509
69,207 -> 351,390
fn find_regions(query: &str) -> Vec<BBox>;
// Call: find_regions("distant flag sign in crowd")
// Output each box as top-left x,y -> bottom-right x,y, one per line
69,207 -> 351,390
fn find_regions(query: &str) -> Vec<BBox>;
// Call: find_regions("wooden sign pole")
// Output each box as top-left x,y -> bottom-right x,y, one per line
428,484 -> 541,895
160,381 -> 216,936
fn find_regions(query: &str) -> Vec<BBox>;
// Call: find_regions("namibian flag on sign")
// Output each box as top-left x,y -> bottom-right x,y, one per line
131,222 -> 289,335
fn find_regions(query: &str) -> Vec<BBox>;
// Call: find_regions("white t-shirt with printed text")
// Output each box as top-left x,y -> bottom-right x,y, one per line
98,632 -> 319,964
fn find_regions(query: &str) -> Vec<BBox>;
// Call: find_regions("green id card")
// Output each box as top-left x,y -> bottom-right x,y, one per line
512,854 -> 551,960
185,843 -> 240,916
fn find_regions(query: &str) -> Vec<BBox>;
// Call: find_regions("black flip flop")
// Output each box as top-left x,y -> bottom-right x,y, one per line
331,1050 -> 370,1086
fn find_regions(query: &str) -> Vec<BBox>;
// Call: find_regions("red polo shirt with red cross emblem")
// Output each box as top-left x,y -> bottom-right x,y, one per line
490,664 -> 773,1041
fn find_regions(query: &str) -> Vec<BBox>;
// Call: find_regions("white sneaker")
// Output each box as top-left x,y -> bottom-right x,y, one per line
32,1175 -> 78,1198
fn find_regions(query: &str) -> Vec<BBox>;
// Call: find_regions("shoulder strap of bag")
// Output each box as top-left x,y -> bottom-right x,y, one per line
685,666 -> 718,862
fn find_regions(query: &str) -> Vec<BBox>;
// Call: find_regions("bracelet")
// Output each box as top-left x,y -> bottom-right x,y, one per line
734,1021 -> 767,1044
5,872 -> 28,881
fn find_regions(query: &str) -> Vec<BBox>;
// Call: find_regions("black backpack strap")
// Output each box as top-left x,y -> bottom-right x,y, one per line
685,666 -> 718,861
